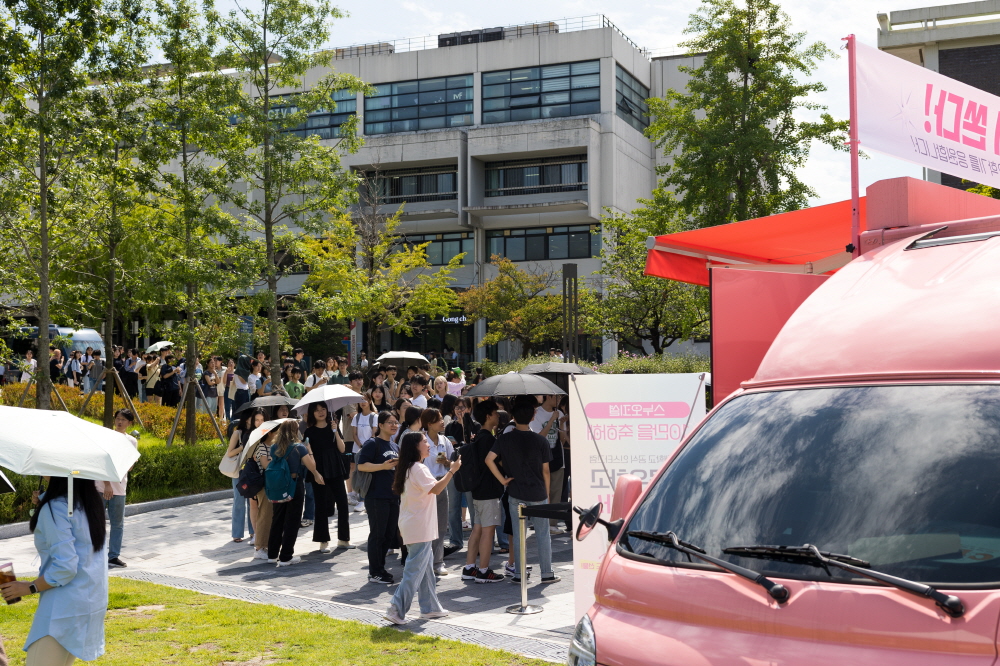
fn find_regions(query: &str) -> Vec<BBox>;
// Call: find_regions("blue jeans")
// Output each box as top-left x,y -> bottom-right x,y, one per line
231,478 -> 252,539
105,495 -> 126,560
233,388 -> 250,414
224,394 -> 234,420
388,541 -> 444,618
138,382 -> 146,403
303,481 -> 315,521
508,496 -> 553,577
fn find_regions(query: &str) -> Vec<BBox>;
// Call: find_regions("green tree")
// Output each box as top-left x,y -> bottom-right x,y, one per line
213,0 -> 368,373
149,0 -> 260,443
459,257 -> 566,358
647,0 -> 848,228
301,204 -> 460,359
0,0 -> 117,409
592,189 -> 709,354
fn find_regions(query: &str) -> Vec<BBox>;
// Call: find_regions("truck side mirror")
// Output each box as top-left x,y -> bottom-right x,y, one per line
575,502 -> 603,541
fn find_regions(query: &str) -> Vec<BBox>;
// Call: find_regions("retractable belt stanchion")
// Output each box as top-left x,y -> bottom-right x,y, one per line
506,502 -> 543,615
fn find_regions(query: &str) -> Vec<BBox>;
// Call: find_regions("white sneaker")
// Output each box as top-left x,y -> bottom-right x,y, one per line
384,607 -> 407,625
319,542 -> 333,554
253,549 -> 268,560
353,501 -> 365,513
462,520 -> 472,530
337,540 -> 356,549
550,526 -> 564,535
267,558 -> 277,564
347,492 -> 359,506
434,563 -> 448,576
419,610 -> 450,619
276,556 -> 301,567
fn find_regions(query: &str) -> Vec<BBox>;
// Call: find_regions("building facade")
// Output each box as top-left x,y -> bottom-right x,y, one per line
878,0 -> 1000,189
261,16 -> 699,362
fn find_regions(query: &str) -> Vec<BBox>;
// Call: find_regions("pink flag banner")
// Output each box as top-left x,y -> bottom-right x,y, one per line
856,41 -> 1000,189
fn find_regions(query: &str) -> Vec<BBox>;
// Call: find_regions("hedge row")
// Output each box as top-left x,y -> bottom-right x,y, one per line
474,352 -> 710,377
0,383 -> 223,441
0,441 -> 230,525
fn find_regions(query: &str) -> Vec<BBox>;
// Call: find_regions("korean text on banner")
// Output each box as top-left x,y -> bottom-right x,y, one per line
856,41 -> 1000,189
569,373 -> 706,620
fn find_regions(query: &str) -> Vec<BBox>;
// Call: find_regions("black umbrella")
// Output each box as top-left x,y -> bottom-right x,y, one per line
464,373 -> 565,398
520,361 -> 598,393
0,468 -> 15,494
232,394 -> 298,417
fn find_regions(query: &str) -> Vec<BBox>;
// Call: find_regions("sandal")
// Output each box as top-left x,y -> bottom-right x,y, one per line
233,537 -> 244,543
498,548 -> 509,554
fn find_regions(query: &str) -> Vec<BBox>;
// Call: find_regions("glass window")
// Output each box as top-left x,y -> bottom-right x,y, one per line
366,75 -> 474,135
481,60 -> 600,124
485,225 -> 600,262
267,90 -> 357,139
363,165 -> 459,204
400,232 -> 472,266
616,63 -> 650,132
485,154 -> 587,197
623,385 -> 1000,586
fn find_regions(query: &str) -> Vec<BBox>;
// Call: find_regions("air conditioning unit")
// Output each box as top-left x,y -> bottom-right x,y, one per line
459,30 -> 482,44
482,27 -> 504,42
438,32 -> 458,47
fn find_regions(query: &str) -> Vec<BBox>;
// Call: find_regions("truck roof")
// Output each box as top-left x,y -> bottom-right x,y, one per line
747,230 -> 1000,389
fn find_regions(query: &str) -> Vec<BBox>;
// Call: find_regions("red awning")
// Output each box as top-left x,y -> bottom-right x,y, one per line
644,198 -> 867,286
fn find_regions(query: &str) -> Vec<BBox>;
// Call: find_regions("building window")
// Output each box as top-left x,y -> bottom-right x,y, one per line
364,166 -> 458,204
615,64 -> 649,132
364,75 -> 474,135
399,232 -> 474,265
486,225 -> 601,261
481,60 -> 601,124
485,154 -> 587,197
266,89 -> 357,139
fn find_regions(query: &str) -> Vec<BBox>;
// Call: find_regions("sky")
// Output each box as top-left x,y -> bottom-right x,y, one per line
218,0 -> 936,205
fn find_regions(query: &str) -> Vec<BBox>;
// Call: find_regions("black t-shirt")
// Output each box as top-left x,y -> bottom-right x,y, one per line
357,437 -> 399,500
490,428 -> 552,502
471,430 -> 504,501
303,425 -> 344,480
49,357 -> 61,379
160,362 -> 179,390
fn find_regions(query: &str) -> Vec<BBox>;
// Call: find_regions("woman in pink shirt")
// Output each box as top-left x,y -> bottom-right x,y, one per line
384,432 -> 462,625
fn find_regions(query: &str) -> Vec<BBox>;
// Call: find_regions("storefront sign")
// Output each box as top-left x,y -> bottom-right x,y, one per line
856,41 -> 1000,188
441,315 -> 467,324
569,373 -> 707,619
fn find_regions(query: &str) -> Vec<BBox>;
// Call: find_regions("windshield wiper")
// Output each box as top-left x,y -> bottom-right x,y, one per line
723,545 -> 871,569
627,531 -> 789,604
799,544 -> 964,618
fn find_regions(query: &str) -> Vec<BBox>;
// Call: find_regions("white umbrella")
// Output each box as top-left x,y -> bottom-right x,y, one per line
238,418 -> 298,465
145,340 -> 173,353
292,384 -> 364,416
0,406 -> 141,515
374,351 -> 428,367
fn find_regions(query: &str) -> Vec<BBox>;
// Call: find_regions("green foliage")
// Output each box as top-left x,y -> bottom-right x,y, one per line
472,352 -> 710,377
968,183 -> 1000,199
459,257 -> 579,358
647,0 -> 848,227
591,189 -> 710,354
302,209 -> 460,357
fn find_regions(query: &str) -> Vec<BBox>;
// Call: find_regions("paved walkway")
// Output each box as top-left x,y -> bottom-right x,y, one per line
0,496 -> 575,662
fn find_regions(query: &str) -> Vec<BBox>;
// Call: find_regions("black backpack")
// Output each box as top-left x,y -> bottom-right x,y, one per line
236,457 -> 265,499
453,442 -> 479,493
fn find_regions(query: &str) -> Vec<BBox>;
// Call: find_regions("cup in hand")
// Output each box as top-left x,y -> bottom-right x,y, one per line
436,451 -> 448,465
0,562 -> 20,604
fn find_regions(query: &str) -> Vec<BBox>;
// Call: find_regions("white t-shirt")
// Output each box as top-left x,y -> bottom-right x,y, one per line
247,373 -> 260,393
95,433 -> 138,496
411,394 -> 428,409
20,358 -> 36,382
352,411 -> 377,444
530,407 -> 563,448
398,462 -> 438,545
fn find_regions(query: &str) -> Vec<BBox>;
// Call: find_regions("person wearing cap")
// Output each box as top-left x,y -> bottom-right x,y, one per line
94,409 -> 138,568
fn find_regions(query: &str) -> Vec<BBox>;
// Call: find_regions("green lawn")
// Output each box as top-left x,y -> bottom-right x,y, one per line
1,578 -> 545,665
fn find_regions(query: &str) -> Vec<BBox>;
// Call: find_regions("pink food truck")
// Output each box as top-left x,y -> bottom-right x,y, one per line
571,188 -> 1000,665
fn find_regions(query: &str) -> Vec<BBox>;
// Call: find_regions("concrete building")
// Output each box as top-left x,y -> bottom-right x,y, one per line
878,0 -> 1000,189
261,16 -> 701,363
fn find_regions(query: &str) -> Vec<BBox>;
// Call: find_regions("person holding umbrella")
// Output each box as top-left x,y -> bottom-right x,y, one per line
0,476 -> 108,664
304,403 -> 352,553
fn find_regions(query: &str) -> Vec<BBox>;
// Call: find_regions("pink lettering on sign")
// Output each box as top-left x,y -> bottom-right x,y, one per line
585,402 -> 690,419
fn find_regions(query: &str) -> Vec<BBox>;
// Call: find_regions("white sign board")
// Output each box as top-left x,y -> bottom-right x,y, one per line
856,41 -> 1000,189
569,373 -> 707,620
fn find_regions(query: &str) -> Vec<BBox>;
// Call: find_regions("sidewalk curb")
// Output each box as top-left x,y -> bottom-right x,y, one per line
0,489 -> 231,540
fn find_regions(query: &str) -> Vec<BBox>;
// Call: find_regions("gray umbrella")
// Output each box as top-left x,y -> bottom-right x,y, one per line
232,394 -> 298,417
464,373 -> 566,397
520,361 -> 597,392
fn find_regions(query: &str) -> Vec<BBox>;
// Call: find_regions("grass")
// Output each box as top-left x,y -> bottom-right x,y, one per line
0,578 -> 546,666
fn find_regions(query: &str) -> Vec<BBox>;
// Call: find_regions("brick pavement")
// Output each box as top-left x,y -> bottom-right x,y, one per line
0,496 -> 577,662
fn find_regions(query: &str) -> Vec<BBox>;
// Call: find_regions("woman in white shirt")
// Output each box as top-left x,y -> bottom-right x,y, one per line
352,395 -> 378,446
383,431 -> 461,625
20,349 -> 36,383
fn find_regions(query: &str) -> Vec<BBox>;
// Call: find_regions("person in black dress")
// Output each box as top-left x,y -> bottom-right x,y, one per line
304,402 -> 354,552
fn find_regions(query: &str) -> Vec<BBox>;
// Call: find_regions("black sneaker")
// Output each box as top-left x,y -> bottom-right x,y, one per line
108,557 -> 127,568
540,574 -> 561,584
443,544 -> 462,557
461,565 -> 478,581
476,568 -> 504,584
510,575 -> 530,583
368,571 -> 394,585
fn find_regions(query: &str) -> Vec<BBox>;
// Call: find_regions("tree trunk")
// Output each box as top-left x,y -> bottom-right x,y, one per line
185,296 -> 197,444
366,320 -> 378,367
103,217 -> 117,428
262,47 -> 281,380
36,31 -> 51,411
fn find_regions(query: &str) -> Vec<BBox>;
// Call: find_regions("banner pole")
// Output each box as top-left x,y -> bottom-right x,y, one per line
845,34 -> 861,258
